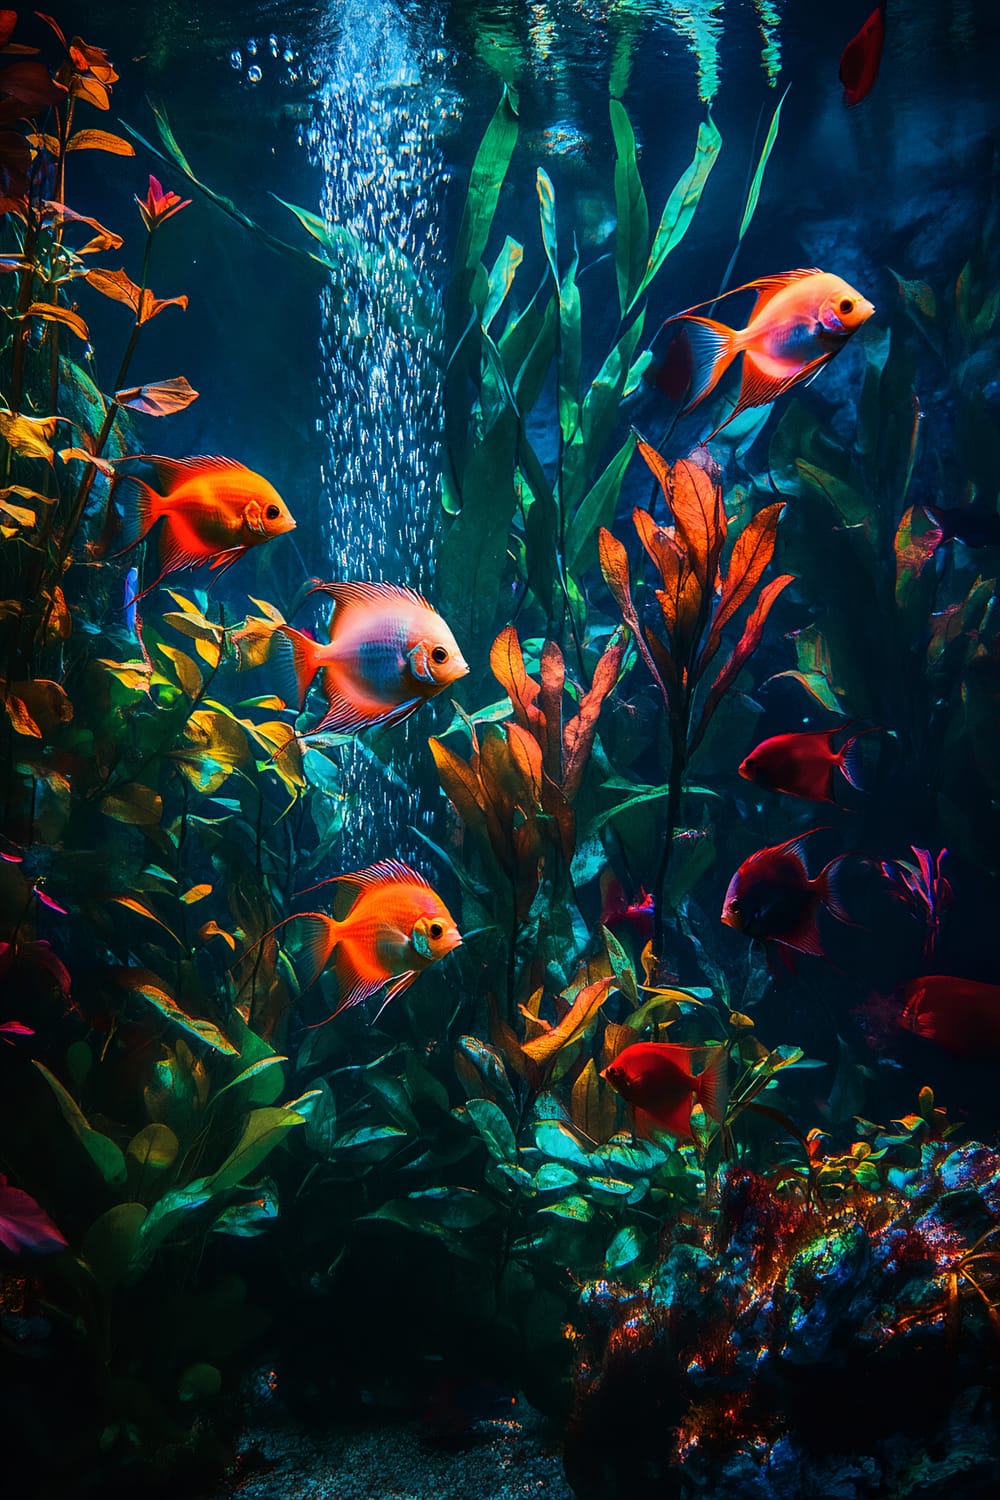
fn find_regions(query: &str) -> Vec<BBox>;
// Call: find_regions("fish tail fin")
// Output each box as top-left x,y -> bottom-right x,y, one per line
272,625 -> 323,710
669,315 -> 739,414
230,910 -> 336,1002
109,473 -> 164,554
816,855 -> 855,926
695,1045 -> 730,1124
837,728 -> 880,791
290,913 -> 341,997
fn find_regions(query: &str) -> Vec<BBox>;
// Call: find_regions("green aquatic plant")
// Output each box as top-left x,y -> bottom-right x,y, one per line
437,87 -> 721,670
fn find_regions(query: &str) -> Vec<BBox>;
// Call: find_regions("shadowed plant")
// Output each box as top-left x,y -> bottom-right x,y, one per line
599,440 -> 793,955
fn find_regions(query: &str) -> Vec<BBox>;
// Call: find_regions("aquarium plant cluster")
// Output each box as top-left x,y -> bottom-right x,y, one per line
1,6 -> 999,1497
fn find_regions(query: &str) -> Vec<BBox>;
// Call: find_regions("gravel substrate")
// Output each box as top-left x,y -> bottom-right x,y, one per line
225,1397 -> 575,1500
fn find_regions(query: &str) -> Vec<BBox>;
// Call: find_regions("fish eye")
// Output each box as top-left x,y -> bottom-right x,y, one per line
429,921 -> 444,940
431,645 -> 449,665
729,899 -> 741,915
839,298 -> 854,314
265,504 -> 281,520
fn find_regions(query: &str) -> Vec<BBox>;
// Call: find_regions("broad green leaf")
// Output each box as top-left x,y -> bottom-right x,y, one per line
465,1097 -> 517,1162
122,972 -> 238,1056
538,1193 -> 593,1222
33,1062 -> 127,1187
366,1188 -> 497,1256
130,1179 -> 214,1269
205,1106 -> 304,1193
126,1123 -> 179,1177
533,1119 -> 592,1166
210,1055 -> 288,1107
630,117 -> 722,310
532,1162 -> 579,1191
602,926 -> 639,1006
605,1224 -> 645,1269
737,83 -> 789,242
212,1183 -> 279,1237
81,1204 -> 147,1291
610,100 -> 648,317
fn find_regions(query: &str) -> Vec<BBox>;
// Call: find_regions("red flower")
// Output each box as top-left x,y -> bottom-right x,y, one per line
136,174 -> 191,232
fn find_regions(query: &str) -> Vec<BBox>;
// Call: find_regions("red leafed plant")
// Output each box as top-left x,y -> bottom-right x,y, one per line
429,625 -> 625,1009
600,441 -> 793,955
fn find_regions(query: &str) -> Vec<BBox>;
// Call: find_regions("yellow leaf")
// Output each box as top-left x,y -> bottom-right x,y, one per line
156,641 -> 202,698
0,410 -> 66,463
110,896 -> 183,948
66,128 -> 135,155
522,978 -> 613,1063
97,659 -> 152,693
27,131 -> 61,154
101,784 -> 162,825
23,302 -> 89,340
1,484 -> 57,506
181,884 -> 212,905
161,610 -> 223,644
198,920 -> 236,951
0,495 -> 35,526
59,446 -> 115,476
570,1059 -> 618,1145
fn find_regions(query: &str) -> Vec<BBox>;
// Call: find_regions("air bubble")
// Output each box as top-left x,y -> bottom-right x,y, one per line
230,49 -> 242,70
247,37 -> 257,55
269,34 -> 279,57
247,64 -> 262,84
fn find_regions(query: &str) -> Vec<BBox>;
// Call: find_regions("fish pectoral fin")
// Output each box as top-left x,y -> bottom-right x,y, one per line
369,970 -> 418,1024
314,692 -> 423,736
157,524 -> 212,577
737,350 -> 832,416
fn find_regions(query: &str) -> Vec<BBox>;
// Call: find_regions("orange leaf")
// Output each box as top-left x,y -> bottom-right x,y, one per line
428,737 -> 488,829
68,72 -> 109,109
198,920 -> 236,951
599,526 -> 634,619
489,626 -> 541,732
41,201 -> 122,253
505,722 -> 544,805
632,506 -> 685,594
23,301 -> 88,339
3,678 -> 72,737
521,977 -> 613,1063
60,446 -> 115,475
602,1022 -> 636,1068
115,375 -> 198,417
562,630 -> 626,800
181,884 -> 212,904
84,266 -> 140,310
66,128 -> 133,155
137,289 -> 188,325
664,454 -> 725,588
698,501 -> 786,677
691,573 -> 794,752
109,897 -> 183,948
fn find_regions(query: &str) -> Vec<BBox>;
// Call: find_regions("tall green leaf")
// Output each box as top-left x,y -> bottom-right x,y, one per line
630,116 -> 722,312
737,83 -> 789,243
205,1106 -> 305,1194
453,87 -> 520,306
33,1062 -> 128,1187
610,101 -> 649,317
566,432 -> 637,577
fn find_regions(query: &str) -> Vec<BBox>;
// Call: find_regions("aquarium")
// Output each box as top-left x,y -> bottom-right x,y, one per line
2,1 -> 1000,1496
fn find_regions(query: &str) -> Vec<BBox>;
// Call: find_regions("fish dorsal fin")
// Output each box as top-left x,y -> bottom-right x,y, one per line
744,268 -> 825,322
308,580 -> 432,617
131,454 -> 246,493
337,858 -> 430,892
666,268 -> 824,325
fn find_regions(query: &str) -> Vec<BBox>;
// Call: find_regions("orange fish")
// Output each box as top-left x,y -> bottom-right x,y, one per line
273,580 -> 468,735
113,454 -> 296,598
658,268 -> 875,439
898,975 -> 1000,1059
602,1040 -> 728,1139
739,724 -> 878,802
254,859 -> 462,1019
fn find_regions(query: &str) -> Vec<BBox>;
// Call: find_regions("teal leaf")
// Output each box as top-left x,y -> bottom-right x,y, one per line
465,1098 -> 518,1162
212,1182 -> 279,1237
534,1119 -> 593,1166
737,84 -> 789,243
605,1224 -> 645,1270
630,116 -> 722,312
33,1062 -> 128,1188
610,100 -> 649,317
206,1106 -> 304,1193
532,1162 -> 579,1192
538,1194 -> 594,1222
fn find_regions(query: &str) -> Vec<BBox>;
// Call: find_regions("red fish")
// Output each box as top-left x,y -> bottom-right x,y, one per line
739,724 -> 876,802
721,830 -> 852,956
840,4 -> 886,108
273,580 -> 468,735
113,455 -> 296,599
898,975 -> 1000,1059
248,859 -> 462,1019
658,268 -> 875,439
602,1041 -> 728,1140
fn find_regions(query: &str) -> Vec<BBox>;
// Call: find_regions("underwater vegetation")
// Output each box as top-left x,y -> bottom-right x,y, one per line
1,5 -> 999,1498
